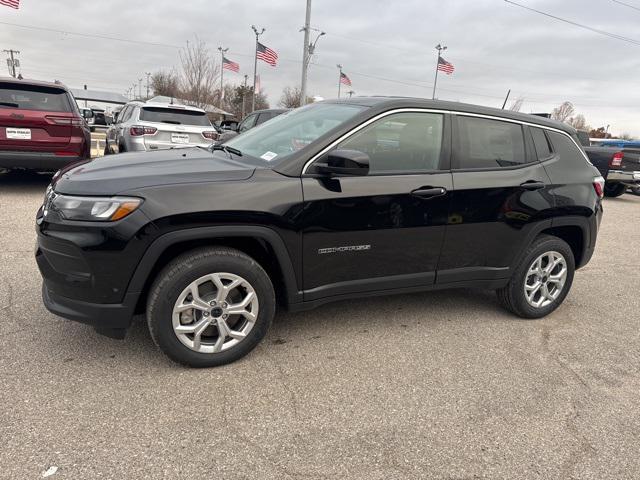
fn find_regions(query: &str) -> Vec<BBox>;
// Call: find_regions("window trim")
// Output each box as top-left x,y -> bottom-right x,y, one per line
301,108 -> 589,175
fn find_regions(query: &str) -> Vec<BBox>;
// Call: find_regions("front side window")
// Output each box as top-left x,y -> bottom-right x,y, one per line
225,103 -> 366,162
456,116 -> 527,169
336,112 -> 444,173
238,114 -> 258,132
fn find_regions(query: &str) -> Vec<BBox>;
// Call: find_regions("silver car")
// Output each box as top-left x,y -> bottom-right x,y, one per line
105,100 -> 217,154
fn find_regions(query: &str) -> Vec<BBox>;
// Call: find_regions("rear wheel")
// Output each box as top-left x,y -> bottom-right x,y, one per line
604,182 -> 626,197
147,247 -> 275,367
497,235 -> 575,319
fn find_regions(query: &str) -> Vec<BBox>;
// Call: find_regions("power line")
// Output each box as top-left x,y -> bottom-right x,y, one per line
504,0 -> 640,46
611,0 -> 640,13
0,21 -> 181,49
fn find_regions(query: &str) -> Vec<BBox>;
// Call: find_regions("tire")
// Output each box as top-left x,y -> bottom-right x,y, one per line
604,182 -> 626,197
147,247 -> 275,367
630,186 -> 640,196
496,235 -> 575,319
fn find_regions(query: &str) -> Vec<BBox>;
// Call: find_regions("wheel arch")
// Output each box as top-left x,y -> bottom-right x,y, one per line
127,226 -> 302,314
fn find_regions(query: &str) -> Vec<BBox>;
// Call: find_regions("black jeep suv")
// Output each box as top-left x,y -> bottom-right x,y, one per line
36,98 -> 604,367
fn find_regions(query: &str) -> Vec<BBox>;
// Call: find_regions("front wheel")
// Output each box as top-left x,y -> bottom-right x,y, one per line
147,247 -> 275,367
604,182 -> 626,197
497,235 -> 575,319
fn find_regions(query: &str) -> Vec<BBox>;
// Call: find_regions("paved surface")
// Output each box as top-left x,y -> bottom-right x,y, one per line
1,170 -> 639,480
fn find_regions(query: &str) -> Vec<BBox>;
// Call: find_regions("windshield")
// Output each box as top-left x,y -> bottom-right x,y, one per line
140,106 -> 211,126
224,103 -> 367,162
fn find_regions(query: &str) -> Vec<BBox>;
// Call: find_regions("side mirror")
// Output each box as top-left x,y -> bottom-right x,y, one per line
80,108 -> 94,119
316,149 -> 370,176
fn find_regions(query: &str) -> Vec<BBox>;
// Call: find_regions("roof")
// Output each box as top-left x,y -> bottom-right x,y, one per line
330,96 -> 576,134
0,76 -> 70,90
70,88 -> 129,105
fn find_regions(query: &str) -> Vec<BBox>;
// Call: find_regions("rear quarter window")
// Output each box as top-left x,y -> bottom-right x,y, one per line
547,131 -> 587,166
140,107 -> 211,126
0,82 -> 71,112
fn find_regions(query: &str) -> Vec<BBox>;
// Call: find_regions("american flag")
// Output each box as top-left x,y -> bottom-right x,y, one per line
256,42 -> 278,66
339,72 -> 352,86
0,0 -> 20,8
437,56 -> 455,75
222,56 -> 239,73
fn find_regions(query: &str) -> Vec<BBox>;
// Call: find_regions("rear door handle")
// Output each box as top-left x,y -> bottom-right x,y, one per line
411,186 -> 447,198
519,181 -> 546,191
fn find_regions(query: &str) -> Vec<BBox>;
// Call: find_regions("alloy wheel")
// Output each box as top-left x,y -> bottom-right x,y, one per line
523,251 -> 568,308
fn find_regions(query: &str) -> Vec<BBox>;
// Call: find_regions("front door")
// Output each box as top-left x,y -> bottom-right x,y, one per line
301,111 -> 453,301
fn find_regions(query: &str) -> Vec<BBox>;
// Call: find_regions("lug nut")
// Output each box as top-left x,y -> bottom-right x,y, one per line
209,301 -> 216,306
222,314 -> 228,319
203,312 -> 209,317
222,302 -> 228,308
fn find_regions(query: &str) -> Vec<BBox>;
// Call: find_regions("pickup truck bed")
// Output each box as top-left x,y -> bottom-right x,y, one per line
584,146 -> 640,197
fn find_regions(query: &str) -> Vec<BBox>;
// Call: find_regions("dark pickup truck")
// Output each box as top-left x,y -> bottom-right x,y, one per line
578,134 -> 640,197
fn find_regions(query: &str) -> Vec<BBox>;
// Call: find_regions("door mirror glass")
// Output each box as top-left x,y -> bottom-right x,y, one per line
80,108 -> 94,119
317,149 -> 370,176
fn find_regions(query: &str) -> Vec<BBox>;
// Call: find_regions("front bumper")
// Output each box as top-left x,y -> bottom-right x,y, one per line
42,283 -> 137,339
0,151 -> 83,170
607,170 -> 640,185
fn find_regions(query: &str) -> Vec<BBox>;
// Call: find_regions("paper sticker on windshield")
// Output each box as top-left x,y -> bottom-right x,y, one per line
261,151 -> 278,161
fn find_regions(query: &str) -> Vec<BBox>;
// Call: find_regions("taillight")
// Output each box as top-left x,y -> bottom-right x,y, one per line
593,176 -> 605,199
610,151 -> 623,168
130,126 -> 157,136
45,115 -> 84,126
202,131 -> 218,140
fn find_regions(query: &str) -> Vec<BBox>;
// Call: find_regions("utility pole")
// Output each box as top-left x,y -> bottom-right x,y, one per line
337,64 -> 343,98
251,25 -> 265,113
218,46 -> 229,109
145,72 -> 151,99
432,43 -> 447,100
3,49 -> 20,78
138,78 -> 143,99
242,74 -> 248,118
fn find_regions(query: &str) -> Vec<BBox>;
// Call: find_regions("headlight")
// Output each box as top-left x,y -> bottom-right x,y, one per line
50,194 -> 142,221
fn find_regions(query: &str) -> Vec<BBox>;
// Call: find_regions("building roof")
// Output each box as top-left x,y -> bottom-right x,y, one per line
70,88 -> 129,105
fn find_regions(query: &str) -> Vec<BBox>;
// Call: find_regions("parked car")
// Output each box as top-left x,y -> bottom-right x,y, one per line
218,108 -> 288,143
78,106 -> 110,132
37,97 -> 604,367
104,100 -> 218,154
576,132 -> 640,197
0,77 -> 90,172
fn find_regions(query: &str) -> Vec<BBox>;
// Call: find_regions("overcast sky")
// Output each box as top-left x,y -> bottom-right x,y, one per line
2,0 -> 640,135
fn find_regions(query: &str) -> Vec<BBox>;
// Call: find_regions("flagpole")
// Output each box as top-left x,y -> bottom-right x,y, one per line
337,64 -> 343,99
218,46 -> 228,110
251,25 -> 265,113
432,43 -> 446,100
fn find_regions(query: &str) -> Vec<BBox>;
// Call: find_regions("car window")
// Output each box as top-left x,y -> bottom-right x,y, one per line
531,127 -> 553,159
336,112 -> 444,173
140,107 -> 211,126
547,131 -> 587,165
255,113 -> 270,125
457,116 -> 527,169
119,106 -> 133,123
0,82 -> 71,112
239,114 -> 258,132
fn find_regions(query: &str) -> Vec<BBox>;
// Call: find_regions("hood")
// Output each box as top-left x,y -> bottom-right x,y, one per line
52,148 -> 255,195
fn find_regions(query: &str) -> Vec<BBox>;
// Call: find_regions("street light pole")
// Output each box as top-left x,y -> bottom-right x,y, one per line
242,74 -> 248,118
337,64 -> 343,99
145,72 -> 151,99
218,46 -> 229,109
300,0 -> 312,106
251,25 -> 265,113
432,43 -> 447,100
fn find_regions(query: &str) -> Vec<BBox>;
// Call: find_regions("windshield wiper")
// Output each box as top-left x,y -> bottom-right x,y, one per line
212,144 -> 243,157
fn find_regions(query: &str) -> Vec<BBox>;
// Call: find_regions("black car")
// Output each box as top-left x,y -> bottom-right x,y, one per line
36,98 -> 604,367
218,109 -> 288,143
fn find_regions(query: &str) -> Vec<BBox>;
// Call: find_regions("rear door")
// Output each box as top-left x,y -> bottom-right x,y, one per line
301,110 -> 452,300
0,81 -> 73,152
437,114 -> 554,283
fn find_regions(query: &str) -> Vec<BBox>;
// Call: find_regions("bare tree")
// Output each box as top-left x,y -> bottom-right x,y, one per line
551,101 -> 575,123
278,86 -> 313,109
179,38 -> 219,108
150,70 -> 180,99
619,132 -> 634,140
567,114 -> 588,131
509,96 -> 525,112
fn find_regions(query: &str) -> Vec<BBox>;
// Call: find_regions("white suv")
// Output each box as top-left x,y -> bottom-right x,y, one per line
105,100 -> 217,154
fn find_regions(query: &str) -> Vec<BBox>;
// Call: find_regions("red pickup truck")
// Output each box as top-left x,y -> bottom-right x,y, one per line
0,77 -> 90,173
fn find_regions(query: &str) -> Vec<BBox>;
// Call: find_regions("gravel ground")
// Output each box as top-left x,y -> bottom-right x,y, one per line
1,170 -> 639,480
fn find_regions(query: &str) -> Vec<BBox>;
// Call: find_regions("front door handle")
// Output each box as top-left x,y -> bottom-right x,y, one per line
411,186 -> 447,198
520,180 -> 546,191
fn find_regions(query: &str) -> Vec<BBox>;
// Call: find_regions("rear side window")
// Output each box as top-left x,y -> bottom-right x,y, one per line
0,82 -> 71,112
531,127 -> 553,160
547,131 -> 587,164
456,116 -> 527,169
140,107 -> 211,126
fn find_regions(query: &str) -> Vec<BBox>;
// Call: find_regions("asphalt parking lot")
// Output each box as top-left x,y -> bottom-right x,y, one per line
1,171 -> 639,480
